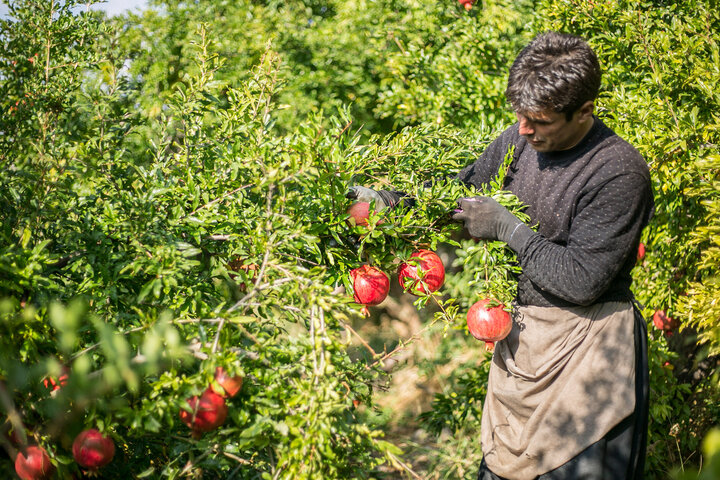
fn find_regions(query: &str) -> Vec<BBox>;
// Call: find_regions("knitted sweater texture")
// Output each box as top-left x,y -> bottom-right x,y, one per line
457,118 -> 654,307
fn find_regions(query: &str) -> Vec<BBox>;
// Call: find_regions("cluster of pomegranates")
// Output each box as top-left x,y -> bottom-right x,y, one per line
351,251 -> 512,349
13,367 -> 116,479
350,249 -> 446,316
13,366 -> 243,478
179,367 -> 243,439
13,428 -> 115,480
348,201 -> 513,349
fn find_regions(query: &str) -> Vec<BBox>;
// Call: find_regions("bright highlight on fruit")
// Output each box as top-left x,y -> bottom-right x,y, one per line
458,0 -> 476,10
14,446 -> 55,480
397,249 -> 445,295
180,387 -> 229,438
72,428 -> 115,472
351,264 -> 390,316
466,298 -> 513,351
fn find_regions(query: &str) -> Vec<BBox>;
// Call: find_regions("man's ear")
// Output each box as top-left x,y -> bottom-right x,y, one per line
577,100 -> 595,121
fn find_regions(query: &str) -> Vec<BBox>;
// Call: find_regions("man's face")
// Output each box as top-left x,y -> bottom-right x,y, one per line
515,102 -> 594,153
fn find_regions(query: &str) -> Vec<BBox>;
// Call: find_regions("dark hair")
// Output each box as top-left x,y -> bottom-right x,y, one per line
505,31 -> 601,120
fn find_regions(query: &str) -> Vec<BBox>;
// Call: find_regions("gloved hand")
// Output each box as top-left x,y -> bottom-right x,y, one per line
451,196 -> 533,251
346,186 -> 387,211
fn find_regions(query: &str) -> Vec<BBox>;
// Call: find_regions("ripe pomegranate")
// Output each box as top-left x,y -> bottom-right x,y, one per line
466,299 -> 512,351
636,242 -> 646,262
458,0 -> 475,9
397,249 -> 445,295
15,446 -> 55,480
347,201 -> 371,227
211,367 -> 243,398
350,265 -> 390,316
652,309 -> 678,332
72,428 -> 115,471
180,387 -> 228,437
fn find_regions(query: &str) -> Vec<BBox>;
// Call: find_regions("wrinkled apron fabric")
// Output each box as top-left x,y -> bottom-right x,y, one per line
481,302 -> 636,480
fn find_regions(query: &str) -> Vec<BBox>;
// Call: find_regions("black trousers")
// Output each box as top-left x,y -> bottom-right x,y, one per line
477,304 -> 649,480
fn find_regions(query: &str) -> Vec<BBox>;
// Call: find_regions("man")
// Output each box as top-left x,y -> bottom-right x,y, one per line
349,31 -> 653,479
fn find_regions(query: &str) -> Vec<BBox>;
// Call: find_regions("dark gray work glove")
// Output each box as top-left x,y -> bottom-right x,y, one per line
451,196 -> 533,252
346,186 -> 387,211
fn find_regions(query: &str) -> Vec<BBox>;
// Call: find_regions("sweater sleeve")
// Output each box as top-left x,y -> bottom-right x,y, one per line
456,126 -> 518,189
515,172 -> 653,306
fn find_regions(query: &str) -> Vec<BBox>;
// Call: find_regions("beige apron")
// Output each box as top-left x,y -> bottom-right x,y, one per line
481,302 -> 636,480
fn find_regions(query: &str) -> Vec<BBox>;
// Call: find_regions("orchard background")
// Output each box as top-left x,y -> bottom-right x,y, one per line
0,0 -> 718,478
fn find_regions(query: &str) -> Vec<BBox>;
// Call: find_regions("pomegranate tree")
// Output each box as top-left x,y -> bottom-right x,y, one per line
397,249 -> 445,295
179,387 -> 228,437
466,299 -> 512,351
14,446 -> 55,480
211,367 -> 244,398
350,265 -> 390,316
72,428 -> 115,472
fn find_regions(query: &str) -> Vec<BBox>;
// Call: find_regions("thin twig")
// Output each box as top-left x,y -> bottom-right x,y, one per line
368,293 -> 456,369
387,451 -> 424,480
369,310 -> 440,368
71,324 -> 148,360
340,320 -> 377,357
187,184 -> 252,217
223,451 -> 252,465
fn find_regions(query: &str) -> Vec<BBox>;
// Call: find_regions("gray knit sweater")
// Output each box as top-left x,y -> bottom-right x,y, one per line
456,117 -> 654,307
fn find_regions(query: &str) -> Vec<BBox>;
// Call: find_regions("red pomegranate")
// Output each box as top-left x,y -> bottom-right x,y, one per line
347,201 -> 371,227
636,243 -> 646,262
652,310 -> 678,332
180,387 -> 228,436
211,367 -> 243,398
350,265 -> 390,316
72,428 -> 115,471
466,299 -> 513,351
397,249 -> 445,295
15,446 -> 55,480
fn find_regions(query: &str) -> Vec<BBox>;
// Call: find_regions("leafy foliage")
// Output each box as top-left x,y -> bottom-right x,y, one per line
1,0 -> 718,479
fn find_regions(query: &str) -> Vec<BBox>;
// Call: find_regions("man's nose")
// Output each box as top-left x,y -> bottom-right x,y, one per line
518,116 -> 534,136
